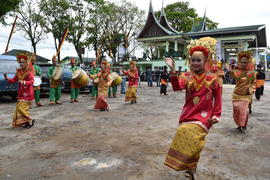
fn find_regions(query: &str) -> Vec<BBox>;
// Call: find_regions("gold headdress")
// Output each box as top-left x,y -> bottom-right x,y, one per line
16,51 -> 30,62
129,61 -> 136,66
237,51 -> 254,70
237,51 -> 253,63
187,37 -> 217,61
101,60 -> 110,67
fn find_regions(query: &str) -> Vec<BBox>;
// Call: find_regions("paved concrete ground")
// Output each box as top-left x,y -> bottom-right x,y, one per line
0,82 -> 269,180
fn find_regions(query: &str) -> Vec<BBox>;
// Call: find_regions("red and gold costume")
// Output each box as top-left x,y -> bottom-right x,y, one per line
6,53 -> 34,128
212,61 -> 225,86
92,61 -> 113,110
164,37 -> 222,172
231,51 -> 256,128
124,61 -> 139,102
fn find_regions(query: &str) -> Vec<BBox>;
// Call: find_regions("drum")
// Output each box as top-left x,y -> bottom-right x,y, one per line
62,68 -> 72,82
33,76 -> 42,86
72,68 -> 90,87
110,72 -> 122,86
52,66 -> 62,81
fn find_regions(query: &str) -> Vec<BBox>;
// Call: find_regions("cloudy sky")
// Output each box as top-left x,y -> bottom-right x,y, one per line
0,0 -> 269,60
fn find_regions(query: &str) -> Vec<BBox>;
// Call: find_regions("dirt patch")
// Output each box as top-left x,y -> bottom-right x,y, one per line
0,82 -> 270,179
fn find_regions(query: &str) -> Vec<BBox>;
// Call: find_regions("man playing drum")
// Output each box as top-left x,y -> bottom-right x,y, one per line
47,56 -> 62,105
31,54 -> 43,106
70,58 -> 81,103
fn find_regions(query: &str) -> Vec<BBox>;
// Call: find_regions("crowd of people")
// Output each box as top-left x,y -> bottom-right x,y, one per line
3,36 -> 267,180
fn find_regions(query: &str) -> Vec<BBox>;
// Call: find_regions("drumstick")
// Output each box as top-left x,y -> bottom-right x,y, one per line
5,16 -> 18,53
55,27 -> 69,59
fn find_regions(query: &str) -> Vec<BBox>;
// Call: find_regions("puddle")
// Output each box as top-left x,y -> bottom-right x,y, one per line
72,157 -> 123,170
73,158 -> 97,167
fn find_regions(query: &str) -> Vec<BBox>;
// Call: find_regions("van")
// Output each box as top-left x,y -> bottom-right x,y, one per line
0,55 -> 19,99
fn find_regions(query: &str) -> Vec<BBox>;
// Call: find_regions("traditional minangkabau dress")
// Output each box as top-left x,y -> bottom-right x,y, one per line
124,69 -> 139,102
47,65 -> 62,103
7,69 -> 34,128
94,69 -> 113,110
33,64 -> 42,104
164,71 -> 222,171
70,66 -> 81,101
89,67 -> 100,98
231,69 -> 256,128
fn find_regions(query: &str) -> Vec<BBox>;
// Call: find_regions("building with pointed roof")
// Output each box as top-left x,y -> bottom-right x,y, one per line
136,0 -> 188,71
136,0 -> 268,71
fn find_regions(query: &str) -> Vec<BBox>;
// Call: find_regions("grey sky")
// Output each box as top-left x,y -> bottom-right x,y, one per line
0,0 -> 269,60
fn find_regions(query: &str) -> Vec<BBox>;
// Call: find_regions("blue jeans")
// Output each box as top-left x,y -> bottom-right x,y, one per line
121,78 -> 126,94
147,77 -> 153,87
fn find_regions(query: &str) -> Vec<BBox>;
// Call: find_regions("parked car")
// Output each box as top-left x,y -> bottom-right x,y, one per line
39,64 -> 52,93
0,55 -> 19,99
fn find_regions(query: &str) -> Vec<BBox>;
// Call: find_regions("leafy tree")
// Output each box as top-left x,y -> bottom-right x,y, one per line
16,0 -> 46,54
196,17 -> 218,30
67,0 -> 104,64
117,0 -> 144,61
87,0 -> 144,64
0,0 -> 21,24
39,0 -> 71,61
155,2 -> 218,32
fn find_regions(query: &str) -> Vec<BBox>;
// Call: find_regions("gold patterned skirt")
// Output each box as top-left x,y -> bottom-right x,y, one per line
125,86 -> 137,101
164,123 -> 207,171
12,101 -> 32,128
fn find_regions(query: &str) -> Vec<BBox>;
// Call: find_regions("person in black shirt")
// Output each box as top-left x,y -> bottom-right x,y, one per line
255,64 -> 265,100
160,66 -> 169,95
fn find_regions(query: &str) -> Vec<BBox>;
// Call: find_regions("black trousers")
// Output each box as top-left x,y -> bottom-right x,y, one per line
261,85 -> 264,96
255,86 -> 264,100
160,84 -> 167,95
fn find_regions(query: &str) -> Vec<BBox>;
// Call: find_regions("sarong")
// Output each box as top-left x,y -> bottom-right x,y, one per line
94,96 -> 108,109
164,123 -> 207,171
125,86 -> 137,101
12,101 -> 32,128
233,100 -> 249,127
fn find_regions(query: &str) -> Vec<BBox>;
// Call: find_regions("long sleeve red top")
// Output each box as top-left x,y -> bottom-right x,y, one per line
170,72 -> 222,131
124,69 -> 139,87
8,69 -> 34,101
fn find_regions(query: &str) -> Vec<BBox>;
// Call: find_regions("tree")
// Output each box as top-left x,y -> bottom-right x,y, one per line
155,2 -> 218,32
196,17 -> 218,30
16,0 -> 46,54
67,0 -> 104,64
0,0 -> 21,23
39,0 -> 71,61
87,0 -> 145,64
117,0 -> 144,61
